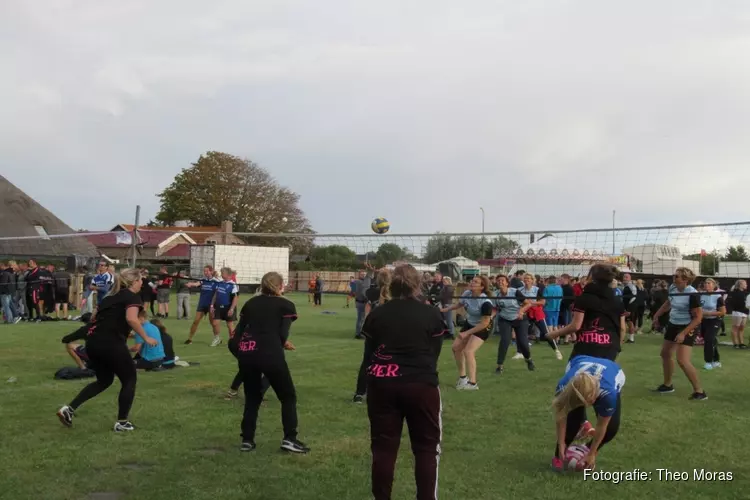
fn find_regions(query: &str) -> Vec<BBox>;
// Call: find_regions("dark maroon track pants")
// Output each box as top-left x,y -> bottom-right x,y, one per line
367,381 -> 442,500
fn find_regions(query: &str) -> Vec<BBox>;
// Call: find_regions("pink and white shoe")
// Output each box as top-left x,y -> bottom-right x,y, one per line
551,457 -> 564,473
573,421 -> 596,444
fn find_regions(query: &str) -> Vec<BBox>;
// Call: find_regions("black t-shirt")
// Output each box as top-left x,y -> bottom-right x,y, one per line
231,295 -> 297,363
87,290 -> 143,345
61,324 -> 90,344
570,283 -> 626,361
561,284 -> 574,309
361,298 -> 446,386
157,273 -> 173,290
427,282 -> 443,306
727,290 -> 749,315
365,286 -> 381,307
140,278 -> 153,300
53,271 -> 71,293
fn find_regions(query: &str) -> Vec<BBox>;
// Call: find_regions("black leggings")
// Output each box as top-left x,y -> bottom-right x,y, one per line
313,293 -> 322,306
701,318 -> 721,363
635,306 -> 646,328
70,342 -> 137,421
240,359 -> 299,442
531,319 -> 558,351
497,317 -> 530,365
554,393 -> 621,458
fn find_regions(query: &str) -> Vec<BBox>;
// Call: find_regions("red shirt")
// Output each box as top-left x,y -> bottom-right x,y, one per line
573,283 -> 584,297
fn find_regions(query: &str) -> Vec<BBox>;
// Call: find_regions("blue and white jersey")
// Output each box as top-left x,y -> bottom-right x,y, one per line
198,278 -> 219,307
459,290 -> 494,326
668,284 -> 699,325
92,272 -> 114,305
214,280 -> 239,307
556,355 -> 625,417
700,293 -> 722,313
495,287 -> 524,321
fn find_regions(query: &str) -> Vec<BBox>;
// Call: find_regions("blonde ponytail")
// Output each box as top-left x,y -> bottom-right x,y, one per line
377,269 -> 392,305
107,268 -> 142,298
552,372 -> 600,421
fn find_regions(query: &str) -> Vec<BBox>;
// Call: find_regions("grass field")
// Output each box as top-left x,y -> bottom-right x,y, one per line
1,292 -> 748,500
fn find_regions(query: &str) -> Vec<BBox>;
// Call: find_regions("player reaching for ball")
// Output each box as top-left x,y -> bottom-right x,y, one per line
551,355 -> 625,472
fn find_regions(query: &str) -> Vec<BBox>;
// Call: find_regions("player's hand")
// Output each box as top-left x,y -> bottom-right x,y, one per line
652,318 -> 660,330
284,340 -> 296,351
517,312 -> 524,320
228,308 -> 235,316
582,450 -> 597,470
145,337 -> 158,347
675,332 -> 687,344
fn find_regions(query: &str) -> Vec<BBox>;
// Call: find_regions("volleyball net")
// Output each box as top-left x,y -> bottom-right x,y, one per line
2,221 -> 750,294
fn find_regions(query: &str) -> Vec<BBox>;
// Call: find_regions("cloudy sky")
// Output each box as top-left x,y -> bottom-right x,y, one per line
2,0 -> 749,237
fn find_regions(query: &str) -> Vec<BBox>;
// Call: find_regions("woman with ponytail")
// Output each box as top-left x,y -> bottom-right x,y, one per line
550,355 -> 625,472
57,269 -> 158,432
352,269 -> 392,403
229,272 -> 308,454
361,264 -> 445,500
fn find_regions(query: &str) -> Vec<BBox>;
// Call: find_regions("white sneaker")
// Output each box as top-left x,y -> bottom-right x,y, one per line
57,405 -> 74,427
512,353 -> 524,360
704,363 -> 713,370
456,378 -> 469,390
713,362 -> 722,368
114,421 -> 135,432
210,336 -> 222,347
555,350 -> 563,361
463,382 -> 479,391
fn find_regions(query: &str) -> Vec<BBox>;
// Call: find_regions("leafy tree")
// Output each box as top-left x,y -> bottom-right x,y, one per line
302,245 -> 358,271
725,245 -> 750,262
424,233 -> 520,263
155,151 -> 312,236
683,251 -> 718,276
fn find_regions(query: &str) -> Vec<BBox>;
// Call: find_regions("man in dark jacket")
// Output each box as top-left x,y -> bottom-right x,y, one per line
0,262 -> 19,324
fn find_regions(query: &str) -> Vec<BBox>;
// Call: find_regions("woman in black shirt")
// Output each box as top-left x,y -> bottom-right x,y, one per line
548,264 -> 626,362
352,269 -> 392,403
362,264 -> 445,500
57,268 -> 157,432
229,272 -> 308,454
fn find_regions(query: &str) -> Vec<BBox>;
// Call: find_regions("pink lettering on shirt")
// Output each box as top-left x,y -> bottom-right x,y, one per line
373,344 -> 392,361
239,340 -> 257,352
577,318 -> 612,345
367,363 -> 401,377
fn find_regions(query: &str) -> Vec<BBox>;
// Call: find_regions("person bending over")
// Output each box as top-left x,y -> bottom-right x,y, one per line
61,313 -> 94,370
57,269 -> 157,432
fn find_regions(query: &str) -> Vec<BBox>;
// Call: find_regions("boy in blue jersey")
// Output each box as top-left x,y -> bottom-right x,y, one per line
551,355 -> 625,472
132,309 -> 166,370
185,266 -> 221,346
90,261 -> 114,309
211,267 -> 239,346
543,276 -> 563,331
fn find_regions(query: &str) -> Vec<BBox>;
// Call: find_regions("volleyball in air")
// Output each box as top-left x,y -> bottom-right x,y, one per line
564,444 -> 590,471
371,217 -> 390,235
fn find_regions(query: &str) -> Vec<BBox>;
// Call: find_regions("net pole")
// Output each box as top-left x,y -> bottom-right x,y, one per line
612,209 -> 616,255
130,205 -> 140,268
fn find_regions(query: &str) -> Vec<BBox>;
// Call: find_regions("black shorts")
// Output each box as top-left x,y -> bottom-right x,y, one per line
216,305 -> 237,322
463,322 -> 491,342
55,291 -> 70,305
196,304 -> 211,314
626,305 -> 638,320
664,322 -> 697,346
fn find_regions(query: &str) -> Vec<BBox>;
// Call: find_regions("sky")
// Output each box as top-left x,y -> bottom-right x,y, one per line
2,0 -> 750,240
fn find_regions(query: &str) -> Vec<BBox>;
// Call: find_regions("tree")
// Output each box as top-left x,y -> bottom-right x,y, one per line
155,151 -> 312,238
683,251 -> 718,276
373,243 -> 408,267
424,233 -> 520,263
303,245 -> 358,271
725,245 -> 750,262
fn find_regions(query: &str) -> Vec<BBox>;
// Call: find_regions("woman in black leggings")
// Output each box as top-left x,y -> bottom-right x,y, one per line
57,268 -> 158,432
229,272 -> 309,454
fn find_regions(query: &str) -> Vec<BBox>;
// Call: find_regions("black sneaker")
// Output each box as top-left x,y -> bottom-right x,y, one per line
57,405 -> 74,427
740,344 -> 748,350
495,366 -> 504,375
240,441 -> 256,452
654,384 -> 675,394
184,339 -> 193,345
281,438 -> 310,454
352,394 -> 364,404
689,392 -> 708,401
354,335 -> 363,340
526,359 -> 536,371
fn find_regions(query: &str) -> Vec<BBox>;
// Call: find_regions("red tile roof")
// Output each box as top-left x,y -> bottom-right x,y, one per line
114,224 -> 221,244
84,230 -> 186,248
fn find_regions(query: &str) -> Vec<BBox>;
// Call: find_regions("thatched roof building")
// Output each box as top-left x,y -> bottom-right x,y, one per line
0,175 -> 98,259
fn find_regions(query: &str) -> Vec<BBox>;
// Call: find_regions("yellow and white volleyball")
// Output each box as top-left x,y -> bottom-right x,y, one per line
371,217 -> 390,234
282,217 -> 288,222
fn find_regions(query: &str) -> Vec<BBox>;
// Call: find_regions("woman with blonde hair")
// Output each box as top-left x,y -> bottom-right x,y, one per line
700,278 -> 726,370
57,268 -> 158,432
519,273 -> 563,360
550,355 -> 625,472
442,275 -> 495,390
210,267 -> 239,345
361,264 -> 445,499
652,267 -> 706,400
726,279 -> 749,349
352,269 -> 393,403
229,272 -> 308,453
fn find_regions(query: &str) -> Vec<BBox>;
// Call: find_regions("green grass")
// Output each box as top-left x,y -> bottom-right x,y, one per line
1,293 -> 749,500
